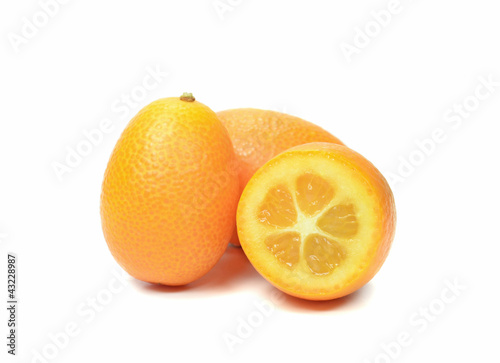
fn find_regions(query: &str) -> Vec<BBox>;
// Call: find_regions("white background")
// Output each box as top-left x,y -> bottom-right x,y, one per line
1,0 -> 499,362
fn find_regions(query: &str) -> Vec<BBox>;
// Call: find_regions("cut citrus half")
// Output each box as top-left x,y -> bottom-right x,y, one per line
237,142 -> 396,300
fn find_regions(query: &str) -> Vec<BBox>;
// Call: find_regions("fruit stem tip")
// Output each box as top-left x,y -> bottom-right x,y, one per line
180,92 -> 195,102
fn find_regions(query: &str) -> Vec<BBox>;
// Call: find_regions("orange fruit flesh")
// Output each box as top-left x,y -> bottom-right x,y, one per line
237,143 -> 396,300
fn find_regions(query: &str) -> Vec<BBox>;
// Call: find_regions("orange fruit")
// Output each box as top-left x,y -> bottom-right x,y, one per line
237,142 -> 396,300
101,93 -> 239,286
217,108 -> 344,246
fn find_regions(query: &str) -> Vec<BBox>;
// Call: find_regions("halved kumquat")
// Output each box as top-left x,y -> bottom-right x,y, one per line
237,142 -> 396,300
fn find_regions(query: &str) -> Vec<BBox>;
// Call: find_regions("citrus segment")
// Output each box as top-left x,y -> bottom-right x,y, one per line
317,204 -> 359,239
296,172 -> 335,216
264,232 -> 301,268
303,234 -> 346,275
258,186 -> 297,228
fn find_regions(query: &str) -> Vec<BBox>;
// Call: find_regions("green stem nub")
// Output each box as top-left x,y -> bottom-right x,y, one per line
180,92 -> 195,102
